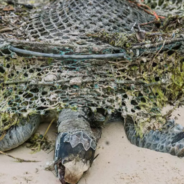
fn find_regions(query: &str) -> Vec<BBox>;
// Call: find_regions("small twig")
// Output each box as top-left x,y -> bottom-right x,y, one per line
150,40 -> 166,70
132,38 -> 184,49
0,132 -> 6,141
93,154 -> 99,161
6,0 -> 34,9
0,27 -> 14,33
0,151 -> 39,162
153,40 -> 166,60
4,79 -> 168,87
4,80 -> 30,84
140,20 -> 158,26
4,78 -> 115,85
42,119 -> 55,140
1,38 -> 75,50
116,80 -> 167,86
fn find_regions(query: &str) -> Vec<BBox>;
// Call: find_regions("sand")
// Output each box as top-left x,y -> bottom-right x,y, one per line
0,107 -> 184,184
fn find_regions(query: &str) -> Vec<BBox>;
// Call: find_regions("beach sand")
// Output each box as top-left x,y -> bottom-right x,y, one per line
0,107 -> 184,184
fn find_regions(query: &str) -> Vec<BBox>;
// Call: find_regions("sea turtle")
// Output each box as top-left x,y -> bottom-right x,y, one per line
0,0 -> 184,184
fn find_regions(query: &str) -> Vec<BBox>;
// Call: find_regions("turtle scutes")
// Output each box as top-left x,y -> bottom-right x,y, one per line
54,109 -> 101,184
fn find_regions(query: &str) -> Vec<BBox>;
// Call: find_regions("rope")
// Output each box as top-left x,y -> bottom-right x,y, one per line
9,46 -> 130,59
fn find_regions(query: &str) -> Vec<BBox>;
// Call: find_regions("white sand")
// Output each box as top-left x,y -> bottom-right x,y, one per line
0,107 -> 184,184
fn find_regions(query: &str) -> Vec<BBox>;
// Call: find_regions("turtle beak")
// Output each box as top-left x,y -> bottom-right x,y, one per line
62,158 -> 90,184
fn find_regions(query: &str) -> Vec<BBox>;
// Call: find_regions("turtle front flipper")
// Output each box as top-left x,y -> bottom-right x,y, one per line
0,114 -> 41,151
124,116 -> 184,157
54,109 -> 101,184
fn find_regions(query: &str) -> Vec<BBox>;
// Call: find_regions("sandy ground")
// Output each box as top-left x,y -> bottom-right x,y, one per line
0,107 -> 184,184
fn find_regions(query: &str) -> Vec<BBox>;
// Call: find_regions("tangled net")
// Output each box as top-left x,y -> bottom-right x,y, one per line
0,0 -> 184,136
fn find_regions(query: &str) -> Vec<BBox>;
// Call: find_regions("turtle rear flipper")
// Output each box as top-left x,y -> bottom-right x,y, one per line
124,116 -> 184,157
54,109 -> 101,184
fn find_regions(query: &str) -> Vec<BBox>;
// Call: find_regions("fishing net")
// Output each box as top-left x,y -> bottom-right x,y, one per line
0,0 -> 184,135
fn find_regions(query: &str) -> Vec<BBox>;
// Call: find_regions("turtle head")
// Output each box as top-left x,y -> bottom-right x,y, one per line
55,132 -> 96,184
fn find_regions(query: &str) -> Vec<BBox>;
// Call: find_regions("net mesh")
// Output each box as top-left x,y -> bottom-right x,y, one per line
25,0 -> 154,47
0,0 -> 184,135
